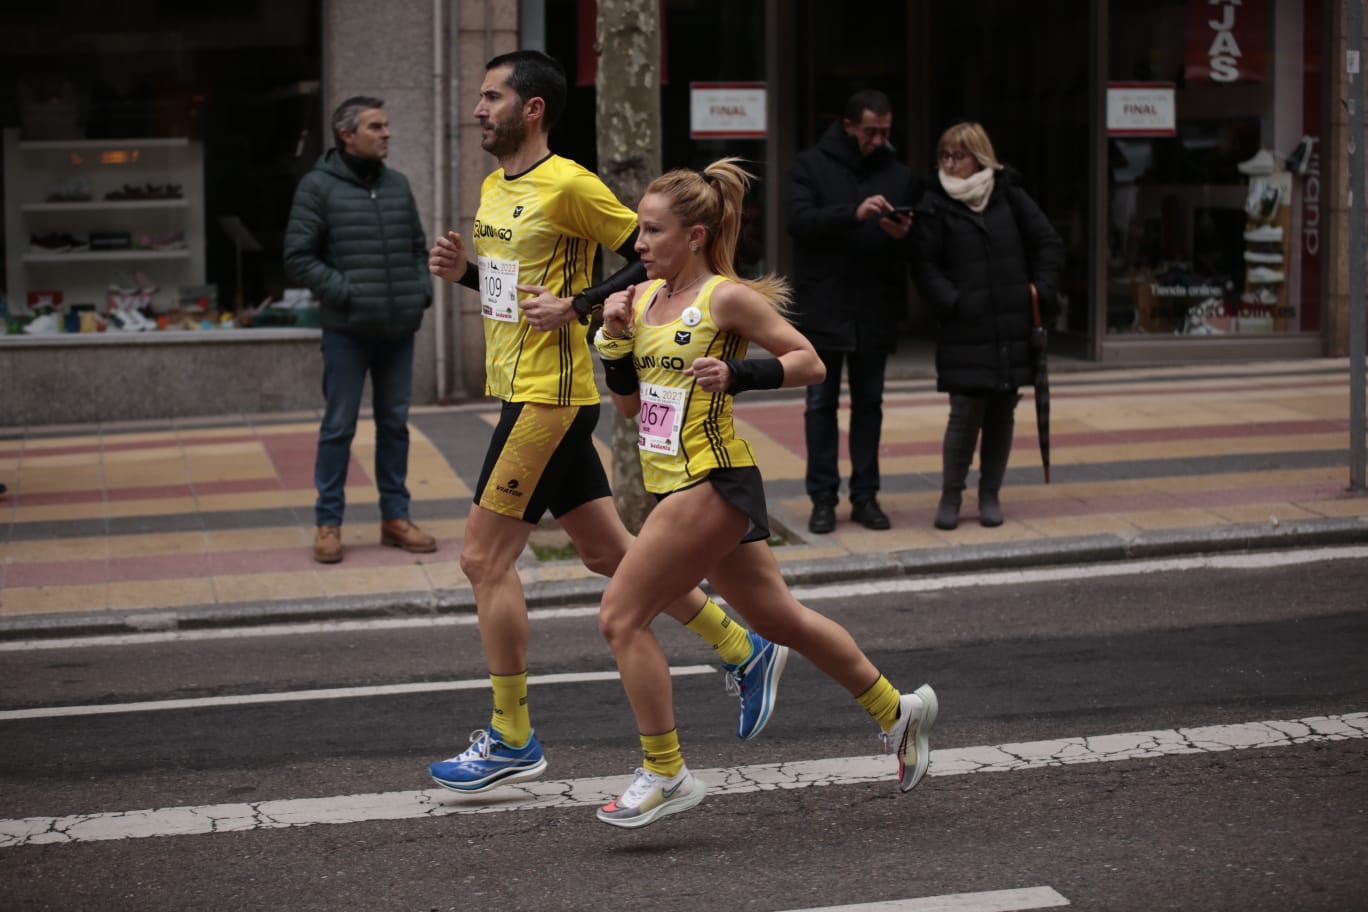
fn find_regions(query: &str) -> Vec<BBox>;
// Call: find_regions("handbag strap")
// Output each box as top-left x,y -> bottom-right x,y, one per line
1030,282 -> 1041,328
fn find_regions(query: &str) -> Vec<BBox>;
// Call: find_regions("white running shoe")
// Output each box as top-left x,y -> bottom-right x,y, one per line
1243,250 -> 1284,264
22,313 -> 62,335
597,766 -> 706,828
883,683 -> 938,793
1237,148 -> 1276,175
1243,225 -> 1284,243
1247,267 -> 1286,284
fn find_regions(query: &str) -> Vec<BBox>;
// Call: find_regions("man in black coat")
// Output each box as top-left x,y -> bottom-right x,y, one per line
787,89 -> 916,533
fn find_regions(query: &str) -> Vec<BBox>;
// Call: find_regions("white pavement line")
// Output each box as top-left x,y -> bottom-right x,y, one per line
1,712 -> 1361,848
0,666 -> 717,722
3,545 -> 1364,653
790,545 -> 1368,601
793,886 -> 1070,911
0,606 -> 601,651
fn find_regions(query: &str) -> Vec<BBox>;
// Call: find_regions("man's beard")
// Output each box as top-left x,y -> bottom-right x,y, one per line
481,115 -> 528,158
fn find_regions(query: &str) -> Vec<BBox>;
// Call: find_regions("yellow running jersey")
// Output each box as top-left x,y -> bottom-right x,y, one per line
631,276 -> 758,494
474,155 -> 637,405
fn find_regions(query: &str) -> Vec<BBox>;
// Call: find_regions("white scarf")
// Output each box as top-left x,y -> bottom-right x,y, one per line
939,168 -> 996,213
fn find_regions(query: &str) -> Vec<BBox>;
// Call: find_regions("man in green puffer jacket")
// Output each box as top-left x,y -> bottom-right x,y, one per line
285,95 -> 436,564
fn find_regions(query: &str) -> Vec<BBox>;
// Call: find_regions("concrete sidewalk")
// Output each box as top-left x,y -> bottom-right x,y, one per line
1,357 -> 1365,638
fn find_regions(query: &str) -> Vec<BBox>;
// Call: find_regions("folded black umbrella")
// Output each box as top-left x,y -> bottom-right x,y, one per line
1030,285 -> 1051,484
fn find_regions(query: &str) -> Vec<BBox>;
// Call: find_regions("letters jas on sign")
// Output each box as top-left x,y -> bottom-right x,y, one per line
1207,0 -> 1243,83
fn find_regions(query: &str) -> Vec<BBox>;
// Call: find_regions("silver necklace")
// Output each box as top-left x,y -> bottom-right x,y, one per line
665,274 -> 707,298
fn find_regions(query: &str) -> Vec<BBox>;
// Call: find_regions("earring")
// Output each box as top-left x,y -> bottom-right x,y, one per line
689,244 -> 700,254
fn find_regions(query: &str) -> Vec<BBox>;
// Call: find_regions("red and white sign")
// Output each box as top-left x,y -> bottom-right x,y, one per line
1106,83 -> 1176,136
1185,0 -> 1268,84
689,82 -> 766,139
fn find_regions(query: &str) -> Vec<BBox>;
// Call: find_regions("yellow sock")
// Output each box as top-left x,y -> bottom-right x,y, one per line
490,672 -> 532,746
685,597 -> 754,666
856,674 -> 903,733
640,729 -> 684,778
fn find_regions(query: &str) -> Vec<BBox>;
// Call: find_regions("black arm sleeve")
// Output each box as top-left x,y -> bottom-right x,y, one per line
571,229 -> 647,321
457,261 -> 479,292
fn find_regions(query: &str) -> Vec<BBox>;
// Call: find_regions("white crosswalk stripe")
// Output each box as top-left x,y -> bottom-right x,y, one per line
791,887 -> 1070,911
2,711 -> 1361,848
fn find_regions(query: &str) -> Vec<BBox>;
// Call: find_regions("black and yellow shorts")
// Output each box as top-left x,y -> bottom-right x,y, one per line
474,401 -> 611,523
658,465 -> 771,544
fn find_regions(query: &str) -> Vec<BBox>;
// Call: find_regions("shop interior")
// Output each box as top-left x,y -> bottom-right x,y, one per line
0,1 -> 322,336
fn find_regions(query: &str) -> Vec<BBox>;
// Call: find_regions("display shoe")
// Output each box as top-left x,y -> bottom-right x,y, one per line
133,271 -> 159,293
1243,250 -> 1284,264
1244,182 -> 1282,221
29,232 -> 71,253
1243,225 -> 1284,243
108,272 -> 140,294
1247,266 -> 1286,284
1286,135 -> 1317,176
313,525 -> 343,563
106,310 -> 139,332
1237,148 -> 1276,176
119,310 -> 153,332
380,518 -> 437,553
1241,288 -> 1279,307
22,313 -> 62,335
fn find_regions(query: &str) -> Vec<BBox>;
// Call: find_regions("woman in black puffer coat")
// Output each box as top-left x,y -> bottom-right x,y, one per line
912,122 -> 1064,530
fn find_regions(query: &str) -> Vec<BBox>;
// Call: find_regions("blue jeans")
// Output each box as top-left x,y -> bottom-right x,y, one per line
314,329 -> 416,527
803,347 -> 888,505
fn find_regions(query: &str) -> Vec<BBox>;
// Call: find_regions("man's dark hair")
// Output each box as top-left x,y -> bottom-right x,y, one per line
331,95 -> 385,146
843,89 -> 892,123
486,50 -> 568,130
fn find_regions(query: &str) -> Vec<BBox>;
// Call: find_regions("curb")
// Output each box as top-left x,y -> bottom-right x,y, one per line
3,516 -> 1364,642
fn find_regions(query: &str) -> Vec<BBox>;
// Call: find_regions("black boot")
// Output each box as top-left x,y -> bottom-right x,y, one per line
936,395 -> 983,530
934,491 -> 962,531
977,392 -> 1019,527
808,500 -> 837,534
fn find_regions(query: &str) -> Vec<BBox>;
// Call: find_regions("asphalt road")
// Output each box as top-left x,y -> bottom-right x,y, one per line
2,548 -> 1366,911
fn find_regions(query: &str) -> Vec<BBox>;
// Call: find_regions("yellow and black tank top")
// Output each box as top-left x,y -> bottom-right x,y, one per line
474,154 -> 637,405
631,276 -> 758,494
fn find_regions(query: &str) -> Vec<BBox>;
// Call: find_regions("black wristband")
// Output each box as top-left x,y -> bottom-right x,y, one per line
724,357 -> 784,395
600,356 -> 639,396
571,293 -> 600,325
457,261 -> 479,292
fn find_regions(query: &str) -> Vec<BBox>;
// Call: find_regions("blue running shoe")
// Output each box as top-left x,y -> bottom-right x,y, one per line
724,632 -> 789,740
429,729 -> 547,793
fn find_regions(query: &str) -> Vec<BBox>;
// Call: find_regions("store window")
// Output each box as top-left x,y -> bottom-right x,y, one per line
1106,0 -> 1322,337
0,1 -> 322,340
544,0 -> 768,276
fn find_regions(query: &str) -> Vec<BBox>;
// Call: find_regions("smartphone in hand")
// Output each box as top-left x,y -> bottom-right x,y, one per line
880,206 -> 915,219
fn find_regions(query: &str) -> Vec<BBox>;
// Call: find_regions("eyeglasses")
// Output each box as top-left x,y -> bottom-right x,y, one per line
939,150 -> 970,163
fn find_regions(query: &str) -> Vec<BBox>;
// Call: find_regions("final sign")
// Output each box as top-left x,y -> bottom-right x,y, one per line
1106,82 -> 1176,137
690,82 -> 766,139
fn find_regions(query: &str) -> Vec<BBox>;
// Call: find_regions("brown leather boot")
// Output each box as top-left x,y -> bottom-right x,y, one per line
380,518 -> 437,553
313,525 -> 343,564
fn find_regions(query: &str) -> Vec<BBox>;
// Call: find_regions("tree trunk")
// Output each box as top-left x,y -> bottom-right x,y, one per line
595,0 -> 661,534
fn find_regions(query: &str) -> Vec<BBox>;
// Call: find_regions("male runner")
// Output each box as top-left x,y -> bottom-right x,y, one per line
425,50 -> 786,793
